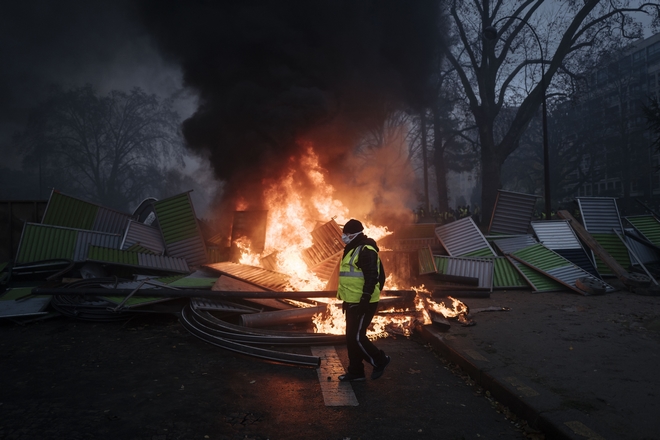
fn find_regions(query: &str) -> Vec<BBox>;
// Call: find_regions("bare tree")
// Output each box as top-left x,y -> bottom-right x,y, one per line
18,85 -> 183,210
443,0 -> 659,224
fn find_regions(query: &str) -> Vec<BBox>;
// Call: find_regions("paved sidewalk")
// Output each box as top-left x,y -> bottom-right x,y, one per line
419,286 -> 660,440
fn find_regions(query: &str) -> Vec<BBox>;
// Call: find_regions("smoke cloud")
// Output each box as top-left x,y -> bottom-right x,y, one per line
138,0 -> 443,213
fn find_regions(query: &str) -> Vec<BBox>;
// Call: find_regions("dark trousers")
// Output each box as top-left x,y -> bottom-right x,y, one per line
344,301 -> 387,375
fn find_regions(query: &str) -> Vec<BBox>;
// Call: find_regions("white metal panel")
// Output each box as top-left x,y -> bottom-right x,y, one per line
531,220 -> 582,250
167,235 -> 208,267
122,220 -> 166,254
436,256 -> 494,289
137,253 -> 190,273
74,231 -> 122,261
92,207 -> 132,234
435,217 -> 496,256
492,235 -> 538,255
577,197 -> 624,234
489,190 -> 539,235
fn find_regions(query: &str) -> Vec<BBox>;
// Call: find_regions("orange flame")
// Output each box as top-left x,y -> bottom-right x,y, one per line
231,145 -> 467,337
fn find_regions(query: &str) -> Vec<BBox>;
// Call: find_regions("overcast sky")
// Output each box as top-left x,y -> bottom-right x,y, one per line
0,0 -> 196,167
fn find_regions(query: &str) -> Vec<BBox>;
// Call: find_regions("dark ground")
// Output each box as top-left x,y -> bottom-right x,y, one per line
0,309 -> 532,440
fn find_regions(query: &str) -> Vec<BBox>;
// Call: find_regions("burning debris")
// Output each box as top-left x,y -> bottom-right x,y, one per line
4,183 -> 656,366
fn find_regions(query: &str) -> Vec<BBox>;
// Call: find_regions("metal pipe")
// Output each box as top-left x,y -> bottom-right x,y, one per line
179,305 -> 321,367
239,305 -> 327,328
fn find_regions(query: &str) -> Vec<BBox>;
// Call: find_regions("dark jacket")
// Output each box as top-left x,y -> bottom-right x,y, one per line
342,233 -> 386,296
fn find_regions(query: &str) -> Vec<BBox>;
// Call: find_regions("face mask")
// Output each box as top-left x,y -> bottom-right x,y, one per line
342,232 -> 360,244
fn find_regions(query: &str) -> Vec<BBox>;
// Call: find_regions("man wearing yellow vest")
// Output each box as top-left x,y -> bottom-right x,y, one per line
337,219 -> 390,381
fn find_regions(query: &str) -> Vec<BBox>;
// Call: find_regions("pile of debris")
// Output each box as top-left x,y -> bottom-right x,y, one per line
3,189 -> 659,366
394,190 -> 660,297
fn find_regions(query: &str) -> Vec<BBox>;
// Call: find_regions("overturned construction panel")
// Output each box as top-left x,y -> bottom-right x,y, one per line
153,193 -> 208,267
488,190 -> 538,235
435,217 -> 495,257
87,245 -> 190,273
505,255 -> 563,293
624,227 -> 659,265
625,215 -> 660,248
15,223 -> 121,264
531,220 -> 599,277
433,255 -> 493,290
204,261 -> 291,291
491,235 -> 538,255
303,220 -> 344,280
41,190 -> 131,234
510,243 -> 614,294
590,233 -> 632,276
231,210 -> 268,255
577,197 -> 624,234
491,256 -> 529,289
121,220 -> 165,255
418,246 -> 437,275
0,287 -> 50,318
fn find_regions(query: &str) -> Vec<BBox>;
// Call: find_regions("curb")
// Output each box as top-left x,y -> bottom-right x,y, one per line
417,324 -> 574,440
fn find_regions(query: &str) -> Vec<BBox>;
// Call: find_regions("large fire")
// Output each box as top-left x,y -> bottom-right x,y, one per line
233,146 -> 468,338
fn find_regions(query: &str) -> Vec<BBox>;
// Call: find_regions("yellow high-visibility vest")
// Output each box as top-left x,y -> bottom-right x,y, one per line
336,244 -> 381,303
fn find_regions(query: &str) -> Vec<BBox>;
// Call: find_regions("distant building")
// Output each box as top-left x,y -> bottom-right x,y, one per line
561,32 -> 660,211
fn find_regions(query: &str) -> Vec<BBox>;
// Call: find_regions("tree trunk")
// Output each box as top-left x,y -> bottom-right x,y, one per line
432,143 -> 449,213
420,112 -> 430,213
480,144 -> 501,229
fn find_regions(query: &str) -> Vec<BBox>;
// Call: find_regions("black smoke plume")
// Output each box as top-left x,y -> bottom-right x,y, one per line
138,0 -> 443,210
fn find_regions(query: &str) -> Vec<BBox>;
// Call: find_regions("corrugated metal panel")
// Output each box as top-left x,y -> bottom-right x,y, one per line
434,256 -> 493,289
531,220 -> 582,250
591,233 -> 631,276
555,249 -> 599,278
492,256 -> 529,289
169,276 -> 218,288
137,253 -> 190,273
231,210 -> 268,254
512,243 -> 567,270
41,190 -> 131,234
167,235 -> 208,267
464,248 -> 497,257
41,190 -> 97,230
577,197 -> 624,234
625,215 -> 660,247
0,288 -> 50,318
418,247 -> 437,275
510,243 -> 614,294
203,262 -> 291,291
545,265 -> 615,293
125,243 -> 157,254
15,223 -> 120,264
311,253 -> 341,281
489,190 -> 539,235
303,220 -> 344,267
74,231 -> 122,261
153,193 -> 208,266
623,228 -> 659,265
121,220 -> 165,254
435,217 -> 495,256
505,256 -> 564,292
15,223 -> 77,263
88,245 -> 139,265
86,245 -> 190,273
492,235 -> 538,255
153,193 -> 200,244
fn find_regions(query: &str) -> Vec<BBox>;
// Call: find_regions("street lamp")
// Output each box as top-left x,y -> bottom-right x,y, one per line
484,18 -> 552,220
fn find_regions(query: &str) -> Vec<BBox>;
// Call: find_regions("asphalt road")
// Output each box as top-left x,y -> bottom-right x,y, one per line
0,312 -> 533,440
